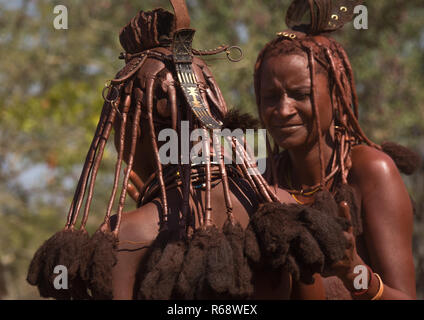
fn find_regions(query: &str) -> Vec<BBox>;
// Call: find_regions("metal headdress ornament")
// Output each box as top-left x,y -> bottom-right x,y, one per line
170,0 -> 223,129
285,0 -> 363,34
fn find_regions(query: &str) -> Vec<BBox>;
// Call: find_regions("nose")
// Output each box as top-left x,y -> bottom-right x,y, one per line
274,93 -> 297,119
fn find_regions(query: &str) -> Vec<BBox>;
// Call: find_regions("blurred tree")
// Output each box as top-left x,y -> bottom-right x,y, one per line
0,0 -> 422,299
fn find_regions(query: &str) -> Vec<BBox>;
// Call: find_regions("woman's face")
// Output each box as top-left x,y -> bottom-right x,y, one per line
258,53 -> 333,150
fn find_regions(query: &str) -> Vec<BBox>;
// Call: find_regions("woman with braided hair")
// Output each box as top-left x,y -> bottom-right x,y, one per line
256,0 -> 420,300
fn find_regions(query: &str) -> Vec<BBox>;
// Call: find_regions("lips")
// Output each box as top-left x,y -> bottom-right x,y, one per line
271,123 -> 303,129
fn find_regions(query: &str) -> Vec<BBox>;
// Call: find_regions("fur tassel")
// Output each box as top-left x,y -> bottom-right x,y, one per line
289,229 -> 325,284
137,222 -> 255,300
85,230 -> 118,300
174,228 -> 209,299
138,231 -> 187,300
381,141 -> 422,175
223,220 -> 254,299
244,224 -> 261,265
205,229 -> 235,298
26,229 -> 91,300
312,189 -> 352,232
247,203 -> 303,270
247,201 -> 350,284
297,206 -> 349,275
247,202 -> 324,284
174,226 -> 237,299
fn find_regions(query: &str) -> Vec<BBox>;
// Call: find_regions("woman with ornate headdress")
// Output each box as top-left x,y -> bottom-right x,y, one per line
256,0 -> 420,299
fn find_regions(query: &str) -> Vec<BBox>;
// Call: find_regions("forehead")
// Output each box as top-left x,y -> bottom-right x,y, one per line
260,53 -> 311,88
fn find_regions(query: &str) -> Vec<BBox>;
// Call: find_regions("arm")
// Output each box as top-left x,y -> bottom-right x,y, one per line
111,202 -> 160,300
338,146 -> 416,299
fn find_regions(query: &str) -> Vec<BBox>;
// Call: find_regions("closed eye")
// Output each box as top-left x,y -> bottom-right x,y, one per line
289,90 -> 310,101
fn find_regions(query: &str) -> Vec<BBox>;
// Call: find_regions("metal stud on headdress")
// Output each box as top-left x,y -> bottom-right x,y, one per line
285,0 -> 363,34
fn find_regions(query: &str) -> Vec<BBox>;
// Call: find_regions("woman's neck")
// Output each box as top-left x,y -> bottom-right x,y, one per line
287,132 -> 335,189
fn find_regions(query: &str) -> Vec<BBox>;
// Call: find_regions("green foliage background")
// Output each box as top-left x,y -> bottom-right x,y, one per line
0,0 -> 423,299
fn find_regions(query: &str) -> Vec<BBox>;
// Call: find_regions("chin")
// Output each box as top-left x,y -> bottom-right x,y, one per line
277,140 -> 305,150
272,132 -> 308,151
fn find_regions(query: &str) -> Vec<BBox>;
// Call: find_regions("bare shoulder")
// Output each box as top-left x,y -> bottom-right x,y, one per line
114,202 -> 160,249
350,144 -> 401,185
349,144 -> 413,224
275,187 -> 295,204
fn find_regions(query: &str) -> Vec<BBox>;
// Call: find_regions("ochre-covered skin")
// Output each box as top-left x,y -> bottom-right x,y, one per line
256,36 -> 416,300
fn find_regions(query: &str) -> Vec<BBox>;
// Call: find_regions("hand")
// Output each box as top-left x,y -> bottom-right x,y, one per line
329,202 -> 365,291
